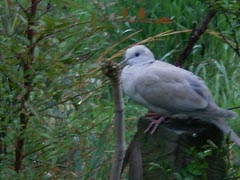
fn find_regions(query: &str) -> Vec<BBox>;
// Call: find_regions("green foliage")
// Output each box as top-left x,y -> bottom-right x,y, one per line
175,147 -> 212,180
0,0 -> 114,179
175,140 -> 240,180
0,0 -> 239,179
146,140 -> 236,180
148,161 -> 173,179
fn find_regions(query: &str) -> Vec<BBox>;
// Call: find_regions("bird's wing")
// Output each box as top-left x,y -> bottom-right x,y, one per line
134,62 -> 211,113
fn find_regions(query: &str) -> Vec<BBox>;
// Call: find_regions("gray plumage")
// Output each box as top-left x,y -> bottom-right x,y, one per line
121,45 -> 240,146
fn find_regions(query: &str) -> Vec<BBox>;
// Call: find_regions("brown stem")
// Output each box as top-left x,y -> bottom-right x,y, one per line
176,10 -> 217,66
102,61 -> 125,180
14,0 -> 39,172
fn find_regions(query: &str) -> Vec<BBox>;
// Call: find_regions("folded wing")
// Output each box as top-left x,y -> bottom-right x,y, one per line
134,62 -> 211,113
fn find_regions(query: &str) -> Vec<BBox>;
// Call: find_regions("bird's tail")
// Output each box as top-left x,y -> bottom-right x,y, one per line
222,109 -> 237,119
209,118 -> 240,147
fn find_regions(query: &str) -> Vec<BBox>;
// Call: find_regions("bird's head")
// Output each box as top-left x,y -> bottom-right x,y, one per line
121,45 -> 155,66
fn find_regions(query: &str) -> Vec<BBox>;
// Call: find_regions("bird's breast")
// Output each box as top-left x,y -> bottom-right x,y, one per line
121,66 -> 138,97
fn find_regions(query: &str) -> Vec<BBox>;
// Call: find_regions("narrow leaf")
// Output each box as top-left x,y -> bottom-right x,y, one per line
122,8 -> 128,18
138,7 -> 145,20
155,17 -> 173,24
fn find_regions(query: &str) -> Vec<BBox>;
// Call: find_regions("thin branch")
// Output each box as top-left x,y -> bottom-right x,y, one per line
37,80 -> 109,112
102,60 -> 125,180
221,12 -> 239,55
16,0 -> 28,16
23,144 -> 51,158
176,10 -> 217,66
32,20 -> 91,50
228,106 -> 240,111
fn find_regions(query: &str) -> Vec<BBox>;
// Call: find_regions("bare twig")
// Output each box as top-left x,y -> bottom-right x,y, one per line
228,106 -> 240,110
102,60 -> 125,180
176,10 -> 217,66
217,12 -> 240,56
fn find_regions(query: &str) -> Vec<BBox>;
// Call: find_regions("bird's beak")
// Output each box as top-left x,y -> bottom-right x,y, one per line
119,58 -> 128,69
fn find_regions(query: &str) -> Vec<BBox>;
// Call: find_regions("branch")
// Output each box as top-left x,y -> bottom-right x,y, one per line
228,106 -> 240,110
102,60 -> 125,180
15,0 -> 39,172
176,10 -> 217,66
217,12 -> 240,56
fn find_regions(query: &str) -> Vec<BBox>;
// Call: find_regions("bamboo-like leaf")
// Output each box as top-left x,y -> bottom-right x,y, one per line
155,17 -> 173,24
138,7 -> 145,20
7,0 -> 13,7
122,8 -> 128,18
91,13 -> 98,30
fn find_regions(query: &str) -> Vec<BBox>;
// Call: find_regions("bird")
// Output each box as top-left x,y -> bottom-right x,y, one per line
120,45 -> 240,146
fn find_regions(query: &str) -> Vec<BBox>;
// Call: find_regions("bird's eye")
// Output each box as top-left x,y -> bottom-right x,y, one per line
135,52 -> 140,57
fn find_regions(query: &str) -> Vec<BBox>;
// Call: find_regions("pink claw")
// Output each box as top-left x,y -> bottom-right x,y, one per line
144,116 -> 167,134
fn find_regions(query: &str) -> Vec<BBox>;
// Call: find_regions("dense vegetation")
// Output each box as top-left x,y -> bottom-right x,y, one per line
0,0 -> 239,179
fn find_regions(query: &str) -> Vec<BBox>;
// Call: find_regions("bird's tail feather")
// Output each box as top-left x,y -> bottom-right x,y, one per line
222,109 -> 237,119
209,118 -> 240,147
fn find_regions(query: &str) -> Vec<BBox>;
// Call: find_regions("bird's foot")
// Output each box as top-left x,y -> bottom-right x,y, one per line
144,116 -> 167,134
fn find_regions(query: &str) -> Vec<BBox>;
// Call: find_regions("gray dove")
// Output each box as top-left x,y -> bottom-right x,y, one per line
121,45 -> 240,146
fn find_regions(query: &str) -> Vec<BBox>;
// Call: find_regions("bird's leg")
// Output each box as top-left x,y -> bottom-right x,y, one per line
144,116 -> 167,134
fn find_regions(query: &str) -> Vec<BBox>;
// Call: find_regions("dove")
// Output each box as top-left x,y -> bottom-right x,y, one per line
121,45 -> 240,146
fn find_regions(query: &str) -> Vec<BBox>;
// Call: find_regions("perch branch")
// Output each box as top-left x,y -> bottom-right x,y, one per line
176,10 -> 217,66
102,60 -> 125,180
